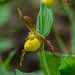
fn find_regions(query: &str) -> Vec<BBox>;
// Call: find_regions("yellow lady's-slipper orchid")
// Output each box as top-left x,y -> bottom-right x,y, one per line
24,34 -> 40,51
41,0 -> 55,5
18,8 -> 60,66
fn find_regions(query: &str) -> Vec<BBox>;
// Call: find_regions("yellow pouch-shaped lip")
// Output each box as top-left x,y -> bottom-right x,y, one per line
24,38 -> 40,51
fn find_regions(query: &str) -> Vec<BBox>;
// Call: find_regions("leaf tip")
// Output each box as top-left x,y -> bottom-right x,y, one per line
41,2 -> 46,7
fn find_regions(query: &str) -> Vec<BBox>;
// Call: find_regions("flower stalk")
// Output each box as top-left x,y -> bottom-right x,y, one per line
42,43 -> 51,75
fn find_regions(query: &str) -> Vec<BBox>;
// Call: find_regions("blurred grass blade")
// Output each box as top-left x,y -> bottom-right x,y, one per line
0,4 -> 11,27
63,2 -> 75,54
53,28 -> 68,54
0,65 -> 8,75
3,50 -> 17,69
0,64 -> 15,75
0,39 -> 14,53
57,0 -> 75,54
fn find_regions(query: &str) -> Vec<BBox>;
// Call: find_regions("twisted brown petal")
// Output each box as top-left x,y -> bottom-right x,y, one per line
40,35 -> 60,59
39,40 -> 43,56
20,49 -> 26,66
45,39 -> 60,59
18,8 -> 36,32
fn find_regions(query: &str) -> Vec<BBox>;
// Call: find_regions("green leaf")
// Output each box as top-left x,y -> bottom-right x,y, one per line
0,4 -> 11,27
39,50 -> 75,75
36,3 -> 53,37
59,55 -> 75,75
0,39 -> 14,53
3,50 -> 17,69
39,51 -> 61,75
15,69 -> 45,75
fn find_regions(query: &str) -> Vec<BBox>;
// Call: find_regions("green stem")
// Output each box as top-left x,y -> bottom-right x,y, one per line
42,43 -> 51,75
64,6 -> 75,54
53,28 -> 69,54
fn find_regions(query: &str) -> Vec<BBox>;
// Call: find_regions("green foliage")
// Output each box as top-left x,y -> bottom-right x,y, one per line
3,50 -> 17,69
39,51 -> 75,75
0,65 -> 15,75
0,50 -> 16,75
36,3 -> 53,37
0,4 -> 11,27
65,6 -> 75,54
59,55 -> 75,75
15,52 -> 75,75
57,0 -> 75,54
39,51 -> 61,75
0,39 -> 14,53
15,2 -> 75,75
15,1 -> 75,75
15,69 -> 45,75
0,3 -> 15,75
0,65 -> 9,75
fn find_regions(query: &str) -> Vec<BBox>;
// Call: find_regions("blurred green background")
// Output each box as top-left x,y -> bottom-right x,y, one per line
0,0 -> 75,75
